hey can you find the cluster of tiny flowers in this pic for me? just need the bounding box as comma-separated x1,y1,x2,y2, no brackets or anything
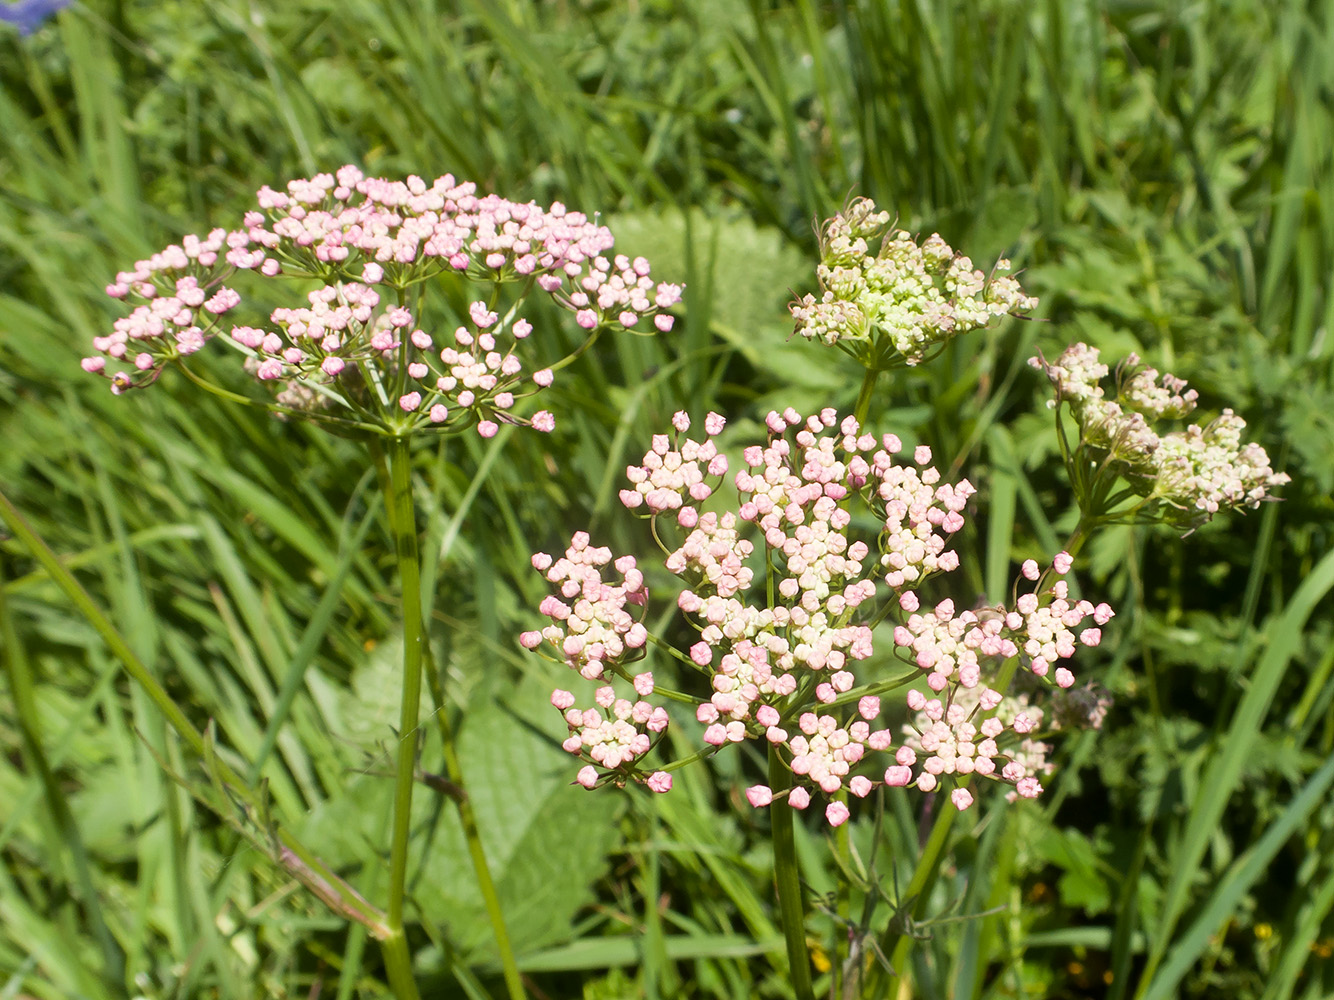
234,287,554,435
82,241,242,392
882,554,1111,806
900,684,1054,805
1004,554,1113,686
85,168,681,415
874,443,974,588
519,532,648,680
742,699,895,828
525,408,990,821
620,410,730,523
551,681,671,793
1032,343,1289,527
523,414,1116,820
790,197,1037,365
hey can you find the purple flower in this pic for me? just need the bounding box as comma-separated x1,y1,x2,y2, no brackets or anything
0,0,71,36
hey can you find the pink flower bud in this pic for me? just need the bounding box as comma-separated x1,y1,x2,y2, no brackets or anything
550,689,575,709
520,632,542,649
788,787,811,810
825,801,851,827
646,772,672,794
1016,777,1043,798
884,765,912,786
399,392,421,412
950,787,974,811
576,766,599,789
849,776,873,798
745,785,773,808
469,301,498,328
1053,551,1074,574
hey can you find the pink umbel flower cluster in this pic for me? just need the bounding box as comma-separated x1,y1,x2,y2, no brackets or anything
884,554,1113,801
82,253,242,393
790,197,1038,367
1032,343,1289,528
84,168,681,437
551,683,671,793
519,532,649,680
900,683,1055,803
522,408,1112,821
519,535,670,792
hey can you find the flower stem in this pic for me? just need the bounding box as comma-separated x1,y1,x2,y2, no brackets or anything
382,436,425,1000
873,654,1022,996
371,439,526,999
854,367,879,426
768,743,816,1000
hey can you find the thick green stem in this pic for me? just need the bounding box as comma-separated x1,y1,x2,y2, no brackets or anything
373,440,526,999
854,367,879,427
768,744,816,1000
382,437,425,1000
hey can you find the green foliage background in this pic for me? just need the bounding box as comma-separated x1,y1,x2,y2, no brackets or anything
1,1,1331,998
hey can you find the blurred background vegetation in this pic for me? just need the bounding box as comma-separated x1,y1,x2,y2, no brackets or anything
1,1,1331,998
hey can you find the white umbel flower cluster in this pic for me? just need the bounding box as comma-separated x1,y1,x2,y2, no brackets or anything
790,197,1038,366
1032,343,1289,528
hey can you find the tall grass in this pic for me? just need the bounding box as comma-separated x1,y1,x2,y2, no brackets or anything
1,1,1330,997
